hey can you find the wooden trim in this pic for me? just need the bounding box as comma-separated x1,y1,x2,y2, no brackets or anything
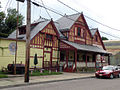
30,56,43,58
60,40,76,50
75,49,77,70
81,13,93,38
95,55,97,69
44,51,51,53
52,57,59,59
50,44,53,68
30,46,43,49
66,50,69,66
85,54,87,68
108,55,110,65
96,29,106,50
0,38,26,42
42,40,45,68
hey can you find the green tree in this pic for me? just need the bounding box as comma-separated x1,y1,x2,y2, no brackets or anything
102,36,108,40
0,8,24,37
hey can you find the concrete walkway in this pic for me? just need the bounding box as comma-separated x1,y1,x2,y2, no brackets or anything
0,72,95,89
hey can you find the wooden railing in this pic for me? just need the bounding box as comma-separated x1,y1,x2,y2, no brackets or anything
44,61,59,70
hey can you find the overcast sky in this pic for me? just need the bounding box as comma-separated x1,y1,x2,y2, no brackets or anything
1,0,120,40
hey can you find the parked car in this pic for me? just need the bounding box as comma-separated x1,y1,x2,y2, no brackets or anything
95,65,120,79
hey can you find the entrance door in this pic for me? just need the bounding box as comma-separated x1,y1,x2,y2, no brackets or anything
43,47,51,68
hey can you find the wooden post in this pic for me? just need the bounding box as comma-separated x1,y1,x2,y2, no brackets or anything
95,55,97,70
14,1,19,75
85,54,87,70
24,0,31,83
75,49,77,71
108,55,110,65
66,50,69,67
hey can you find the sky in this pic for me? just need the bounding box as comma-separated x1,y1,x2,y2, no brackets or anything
0,0,120,40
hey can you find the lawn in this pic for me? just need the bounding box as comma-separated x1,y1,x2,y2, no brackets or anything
0,70,62,78
0,71,8,78
0,74,8,78
30,70,62,76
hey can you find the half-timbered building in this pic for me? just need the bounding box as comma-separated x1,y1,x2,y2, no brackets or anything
0,13,110,72
55,13,110,72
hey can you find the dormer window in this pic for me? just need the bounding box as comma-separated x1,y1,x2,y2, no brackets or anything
19,29,26,35
77,27,81,36
46,34,52,40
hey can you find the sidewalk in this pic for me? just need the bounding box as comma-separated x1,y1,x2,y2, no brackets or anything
0,72,95,89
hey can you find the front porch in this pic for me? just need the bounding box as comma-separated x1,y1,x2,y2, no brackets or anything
60,40,110,72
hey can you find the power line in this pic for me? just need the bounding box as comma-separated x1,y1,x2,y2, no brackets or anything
31,1,120,39
4,0,10,12
99,31,120,39
31,1,77,22
40,0,51,19
57,0,120,32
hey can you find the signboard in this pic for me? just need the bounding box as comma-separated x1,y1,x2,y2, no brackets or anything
9,42,16,55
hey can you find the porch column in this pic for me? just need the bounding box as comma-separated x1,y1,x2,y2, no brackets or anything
75,49,77,69
101,56,103,67
108,55,110,65
66,50,69,66
85,54,87,68
95,55,97,69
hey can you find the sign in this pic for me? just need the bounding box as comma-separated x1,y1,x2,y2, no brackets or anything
9,42,16,55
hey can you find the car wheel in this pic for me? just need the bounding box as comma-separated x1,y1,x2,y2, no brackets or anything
110,74,114,79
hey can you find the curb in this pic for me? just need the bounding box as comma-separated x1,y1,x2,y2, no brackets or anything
0,76,95,89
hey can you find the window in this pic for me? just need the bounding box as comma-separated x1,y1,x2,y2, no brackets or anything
83,31,85,38
19,29,26,35
87,56,89,62
46,34,52,40
82,55,89,62
77,27,81,36
92,55,96,62
82,55,86,62
60,52,65,61
77,54,79,61
95,35,98,42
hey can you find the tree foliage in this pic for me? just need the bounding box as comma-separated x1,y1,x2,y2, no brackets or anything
102,36,108,40
0,8,24,37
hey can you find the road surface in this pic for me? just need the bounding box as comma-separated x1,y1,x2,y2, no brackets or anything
2,78,120,90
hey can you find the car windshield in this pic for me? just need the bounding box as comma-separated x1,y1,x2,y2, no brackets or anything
102,66,114,70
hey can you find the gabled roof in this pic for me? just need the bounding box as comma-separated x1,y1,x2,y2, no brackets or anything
56,13,81,31
24,20,50,40
90,28,106,50
62,40,109,54
8,20,50,40
8,17,63,40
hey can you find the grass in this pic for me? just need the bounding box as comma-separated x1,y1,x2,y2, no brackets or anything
30,70,62,76
0,74,8,78
0,71,8,78
0,70,63,78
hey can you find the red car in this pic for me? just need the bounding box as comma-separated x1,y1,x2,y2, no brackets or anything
95,65,120,79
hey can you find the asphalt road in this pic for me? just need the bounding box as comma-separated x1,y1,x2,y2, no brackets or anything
2,77,120,90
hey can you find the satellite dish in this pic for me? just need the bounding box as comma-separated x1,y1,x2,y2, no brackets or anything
9,42,16,55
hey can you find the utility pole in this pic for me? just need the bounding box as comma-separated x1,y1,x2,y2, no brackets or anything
14,1,19,75
24,0,31,82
